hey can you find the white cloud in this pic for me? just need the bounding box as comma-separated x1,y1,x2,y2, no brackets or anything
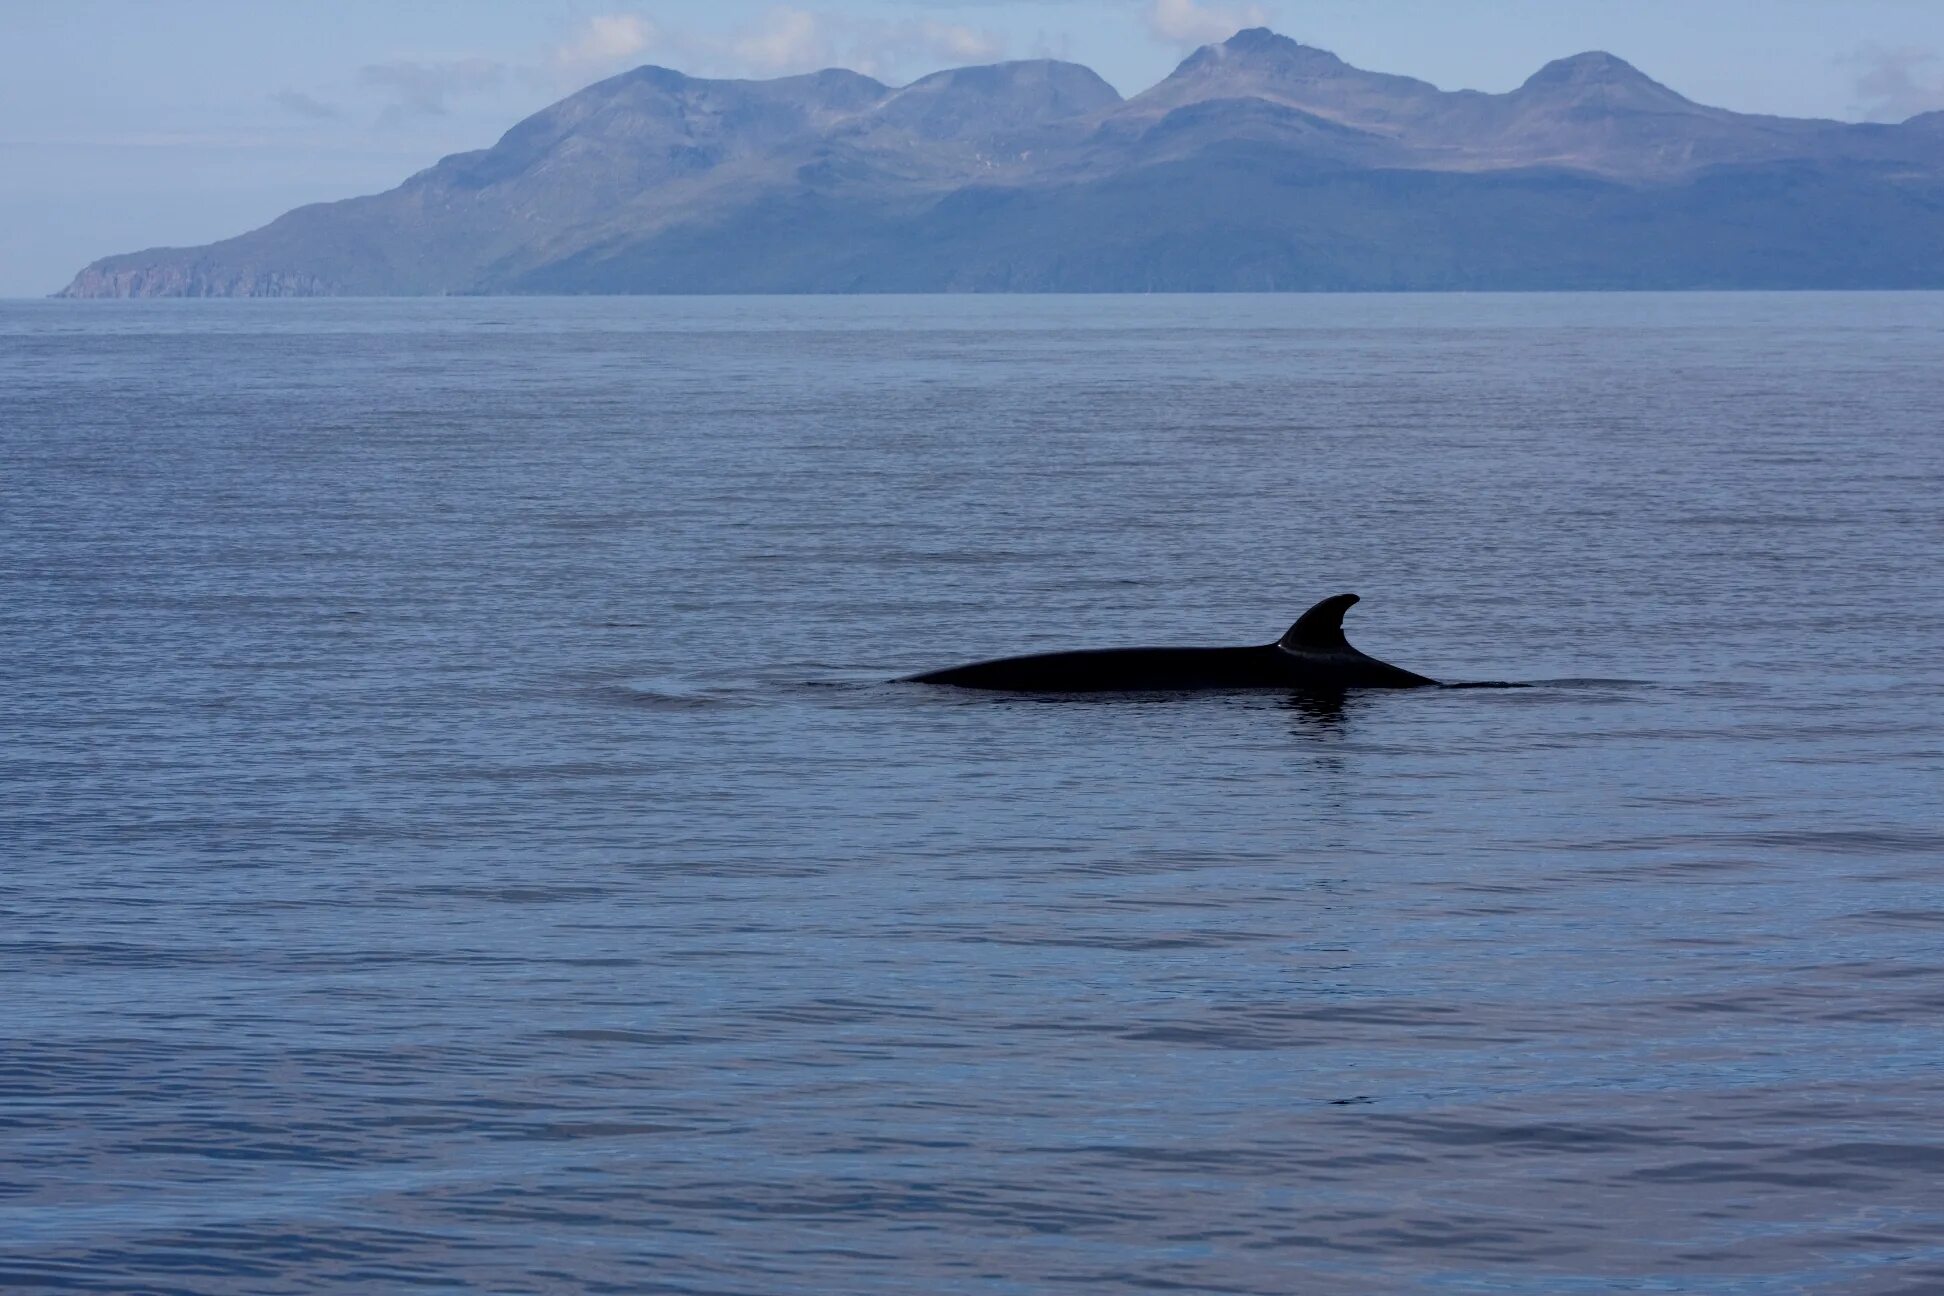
1145,0,1269,51
354,12,659,123
344,5,1007,129
731,8,836,76
1842,45,1944,121
552,14,658,79
720,8,1005,80
918,22,1006,66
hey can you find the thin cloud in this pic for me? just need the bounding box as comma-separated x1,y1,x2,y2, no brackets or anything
1842,45,1944,121
358,57,506,123
1145,0,1270,51
271,89,341,120
1029,29,1077,64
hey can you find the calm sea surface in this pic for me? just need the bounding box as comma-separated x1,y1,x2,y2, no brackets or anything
3,294,1941,1294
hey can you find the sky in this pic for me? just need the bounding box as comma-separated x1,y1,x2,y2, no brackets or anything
5,0,1944,297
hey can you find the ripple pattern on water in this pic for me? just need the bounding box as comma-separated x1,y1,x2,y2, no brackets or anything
2,294,1941,1294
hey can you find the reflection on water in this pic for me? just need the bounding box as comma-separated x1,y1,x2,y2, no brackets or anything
2,294,1942,1295
1280,687,1352,730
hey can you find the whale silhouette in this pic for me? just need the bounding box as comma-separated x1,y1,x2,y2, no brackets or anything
907,594,1439,692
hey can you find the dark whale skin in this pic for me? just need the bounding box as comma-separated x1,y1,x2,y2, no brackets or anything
907,594,1438,693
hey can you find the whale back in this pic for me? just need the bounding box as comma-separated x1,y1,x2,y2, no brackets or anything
1277,593,1360,654
1273,593,1438,687
906,592,1439,690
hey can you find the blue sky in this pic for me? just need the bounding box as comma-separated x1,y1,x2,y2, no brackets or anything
6,0,1944,297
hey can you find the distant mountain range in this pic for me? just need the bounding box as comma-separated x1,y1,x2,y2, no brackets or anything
58,29,1944,296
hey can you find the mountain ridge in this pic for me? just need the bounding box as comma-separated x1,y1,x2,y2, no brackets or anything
58,29,1944,297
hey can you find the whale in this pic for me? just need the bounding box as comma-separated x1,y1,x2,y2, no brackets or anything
907,594,1439,693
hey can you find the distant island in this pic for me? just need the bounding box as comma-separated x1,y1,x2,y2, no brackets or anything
58,28,1944,296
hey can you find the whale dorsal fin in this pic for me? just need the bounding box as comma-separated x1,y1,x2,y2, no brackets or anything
1278,593,1359,653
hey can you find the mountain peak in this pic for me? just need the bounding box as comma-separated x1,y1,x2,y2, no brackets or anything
1175,28,1351,79
898,58,1116,96
616,63,689,89
1224,27,1300,55
870,59,1120,140
1522,51,1671,93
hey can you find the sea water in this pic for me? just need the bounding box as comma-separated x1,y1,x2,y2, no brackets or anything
3,294,1941,1293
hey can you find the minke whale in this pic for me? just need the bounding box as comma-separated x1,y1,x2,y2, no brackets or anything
907,594,1439,693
